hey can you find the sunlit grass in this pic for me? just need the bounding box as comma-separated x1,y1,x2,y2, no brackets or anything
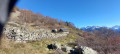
0,31,79,54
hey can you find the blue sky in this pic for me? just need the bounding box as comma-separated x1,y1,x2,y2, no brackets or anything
16,0,120,28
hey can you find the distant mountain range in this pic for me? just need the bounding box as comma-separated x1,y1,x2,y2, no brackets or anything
81,25,120,32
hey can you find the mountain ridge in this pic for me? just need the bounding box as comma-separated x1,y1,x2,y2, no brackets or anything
81,25,120,32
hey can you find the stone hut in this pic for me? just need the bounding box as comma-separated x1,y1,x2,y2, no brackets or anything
59,28,69,32
52,29,58,33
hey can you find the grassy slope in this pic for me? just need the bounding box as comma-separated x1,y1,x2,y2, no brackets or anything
0,7,83,54
0,28,81,54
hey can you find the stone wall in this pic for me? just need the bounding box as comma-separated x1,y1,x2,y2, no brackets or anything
3,22,69,42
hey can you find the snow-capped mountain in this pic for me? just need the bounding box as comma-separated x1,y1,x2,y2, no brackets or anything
81,25,120,32
81,26,101,32
111,25,120,32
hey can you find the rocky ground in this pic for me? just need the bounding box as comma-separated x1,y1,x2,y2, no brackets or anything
3,22,69,43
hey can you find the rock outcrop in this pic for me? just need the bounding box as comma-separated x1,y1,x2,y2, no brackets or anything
47,42,98,54
80,46,98,54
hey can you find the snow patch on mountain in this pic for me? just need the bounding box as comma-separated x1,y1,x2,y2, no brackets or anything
81,25,120,32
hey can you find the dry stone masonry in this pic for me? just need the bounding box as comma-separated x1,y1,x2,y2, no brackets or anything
3,22,69,42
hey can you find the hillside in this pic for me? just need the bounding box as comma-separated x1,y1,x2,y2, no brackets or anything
0,7,120,54
9,7,75,29
1,7,85,54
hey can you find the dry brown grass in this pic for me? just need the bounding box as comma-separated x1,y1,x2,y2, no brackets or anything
0,36,54,54
77,33,120,54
